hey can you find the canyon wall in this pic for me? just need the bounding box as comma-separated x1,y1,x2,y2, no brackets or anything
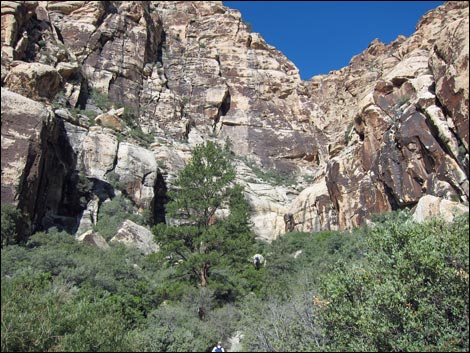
1,1,468,241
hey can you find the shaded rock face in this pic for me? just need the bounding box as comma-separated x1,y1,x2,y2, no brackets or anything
1,88,81,239
1,1,468,241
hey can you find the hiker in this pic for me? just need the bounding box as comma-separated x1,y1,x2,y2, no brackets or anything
197,306,205,320
252,254,264,270
284,213,295,232
211,341,225,352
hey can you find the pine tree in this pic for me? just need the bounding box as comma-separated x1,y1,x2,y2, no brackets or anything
153,141,256,291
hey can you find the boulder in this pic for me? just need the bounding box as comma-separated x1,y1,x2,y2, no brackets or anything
4,62,62,100
94,113,123,132
76,229,109,250
411,195,468,223
114,142,158,209
81,128,119,179
110,220,159,255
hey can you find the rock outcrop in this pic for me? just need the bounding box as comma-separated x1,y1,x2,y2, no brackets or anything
76,229,109,250
1,87,78,238
1,1,468,242
4,62,62,100
411,194,468,223
306,1,469,230
1,88,47,207
110,219,159,255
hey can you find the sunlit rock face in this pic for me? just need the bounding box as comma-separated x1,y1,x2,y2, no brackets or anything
111,220,159,255
411,195,468,224
1,1,468,241
307,1,469,230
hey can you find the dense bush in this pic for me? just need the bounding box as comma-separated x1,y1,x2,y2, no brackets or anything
1,272,132,352
318,211,469,352
238,228,365,351
236,211,469,352
239,278,324,352
1,204,21,247
94,195,145,240
1,228,157,352
258,229,364,299
128,291,239,352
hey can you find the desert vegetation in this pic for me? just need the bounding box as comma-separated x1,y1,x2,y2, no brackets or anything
1,142,468,352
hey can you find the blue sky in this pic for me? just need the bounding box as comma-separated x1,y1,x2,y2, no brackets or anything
223,1,444,80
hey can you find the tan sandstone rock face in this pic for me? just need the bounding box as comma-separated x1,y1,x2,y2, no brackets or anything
4,62,62,100
0,1,468,241
1,87,77,238
288,181,338,234
81,128,119,179
48,1,322,174
1,88,47,205
114,142,159,210
110,219,159,255
76,229,109,250
1,1,38,60
429,8,469,151
308,1,469,230
412,194,469,224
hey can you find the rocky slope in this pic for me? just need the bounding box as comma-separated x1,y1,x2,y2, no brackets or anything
1,1,468,242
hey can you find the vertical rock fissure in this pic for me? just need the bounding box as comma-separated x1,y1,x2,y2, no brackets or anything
213,89,231,133
152,172,168,225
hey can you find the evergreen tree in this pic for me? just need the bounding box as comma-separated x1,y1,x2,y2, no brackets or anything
153,141,256,293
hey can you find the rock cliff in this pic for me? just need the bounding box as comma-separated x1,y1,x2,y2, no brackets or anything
1,1,468,242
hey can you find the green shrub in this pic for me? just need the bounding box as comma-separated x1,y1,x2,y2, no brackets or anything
128,295,238,352
1,227,159,351
154,141,257,296
1,273,132,352
2,199,467,352
106,171,126,192
261,230,363,299
121,106,138,128
129,127,154,147
95,196,144,240
237,228,365,351
90,89,113,111
319,213,469,352
76,173,93,208
239,287,324,352
1,272,64,352
1,204,21,247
